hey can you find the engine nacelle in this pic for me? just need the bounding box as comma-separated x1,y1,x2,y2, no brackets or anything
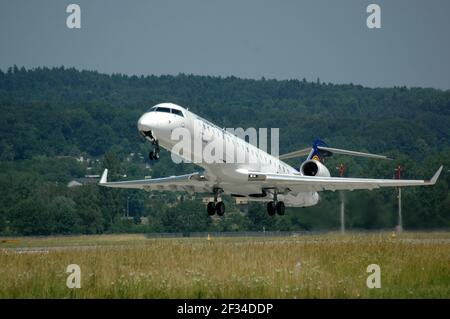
300,160,331,177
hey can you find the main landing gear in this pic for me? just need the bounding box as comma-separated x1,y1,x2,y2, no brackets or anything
267,189,285,216
207,188,225,216
267,201,285,216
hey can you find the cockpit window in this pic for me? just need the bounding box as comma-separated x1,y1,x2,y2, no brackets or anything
155,107,171,113
147,106,184,117
171,109,184,117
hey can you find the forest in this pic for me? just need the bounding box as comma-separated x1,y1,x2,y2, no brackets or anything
0,66,449,235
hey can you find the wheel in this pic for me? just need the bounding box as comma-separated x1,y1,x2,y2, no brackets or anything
276,201,285,216
149,150,159,161
215,201,225,216
267,201,276,216
207,202,216,216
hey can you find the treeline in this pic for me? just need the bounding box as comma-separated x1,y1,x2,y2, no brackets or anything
0,66,449,235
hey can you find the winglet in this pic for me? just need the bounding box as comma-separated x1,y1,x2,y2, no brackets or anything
99,169,108,184
428,165,443,185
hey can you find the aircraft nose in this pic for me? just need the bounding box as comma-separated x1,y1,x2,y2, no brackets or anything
137,112,155,131
137,112,161,137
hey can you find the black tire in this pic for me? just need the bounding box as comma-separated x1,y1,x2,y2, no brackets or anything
149,151,154,160
207,202,216,216
215,201,225,216
267,201,276,216
276,201,285,216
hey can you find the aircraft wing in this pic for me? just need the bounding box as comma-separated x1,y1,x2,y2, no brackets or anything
98,169,210,193
248,166,443,192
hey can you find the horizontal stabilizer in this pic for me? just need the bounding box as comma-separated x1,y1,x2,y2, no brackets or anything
279,148,311,160
279,139,391,161
316,146,392,160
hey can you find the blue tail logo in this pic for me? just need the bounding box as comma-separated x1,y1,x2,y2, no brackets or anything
307,139,332,162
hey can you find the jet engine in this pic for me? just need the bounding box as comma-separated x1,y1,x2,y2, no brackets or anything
300,160,331,177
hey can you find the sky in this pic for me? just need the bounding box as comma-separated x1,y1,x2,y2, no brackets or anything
1,0,450,89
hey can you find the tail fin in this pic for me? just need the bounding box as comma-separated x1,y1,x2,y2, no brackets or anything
307,139,332,162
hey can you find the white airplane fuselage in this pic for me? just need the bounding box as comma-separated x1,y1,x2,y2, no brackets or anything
137,103,319,207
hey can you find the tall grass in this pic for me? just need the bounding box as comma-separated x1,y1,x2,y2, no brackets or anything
0,233,449,298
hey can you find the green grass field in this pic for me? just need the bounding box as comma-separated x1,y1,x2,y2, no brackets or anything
0,232,449,298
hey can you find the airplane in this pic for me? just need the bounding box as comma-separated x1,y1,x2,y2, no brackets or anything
99,102,443,217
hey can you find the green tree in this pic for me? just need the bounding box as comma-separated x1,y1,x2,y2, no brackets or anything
11,197,53,235
48,196,80,234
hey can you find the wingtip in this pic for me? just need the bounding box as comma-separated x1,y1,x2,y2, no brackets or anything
99,169,108,184
429,165,443,185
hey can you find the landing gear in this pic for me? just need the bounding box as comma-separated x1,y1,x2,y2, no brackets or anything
206,201,226,216
148,139,160,161
149,149,160,160
275,201,285,215
215,201,225,216
267,201,285,216
206,188,225,216
267,201,276,216
266,189,285,216
207,202,216,216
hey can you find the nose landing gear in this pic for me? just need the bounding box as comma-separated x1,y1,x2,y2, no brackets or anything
141,130,160,161
148,139,160,161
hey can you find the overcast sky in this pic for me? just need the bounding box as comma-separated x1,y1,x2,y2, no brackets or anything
1,0,450,89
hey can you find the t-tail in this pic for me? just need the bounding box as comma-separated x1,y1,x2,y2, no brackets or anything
306,139,332,162
279,138,392,163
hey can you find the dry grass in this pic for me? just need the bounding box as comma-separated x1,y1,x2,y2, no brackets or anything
0,232,449,298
